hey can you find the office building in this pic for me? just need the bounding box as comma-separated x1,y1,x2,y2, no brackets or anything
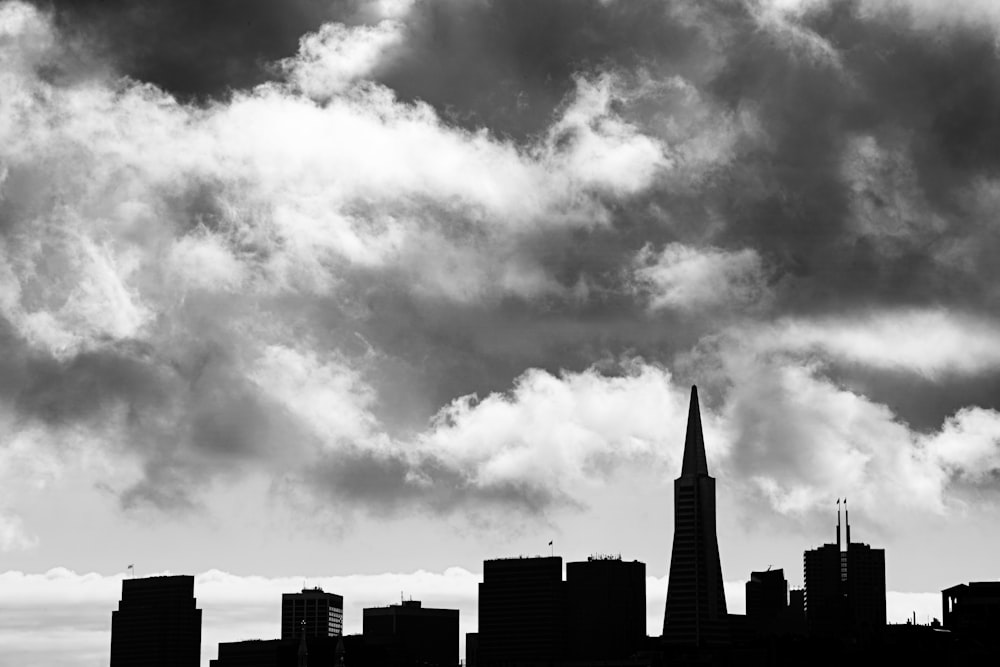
566,556,646,660
803,502,885,638
846,541,886,633
363,600,459,666
663,385,729,646
110,574,202,667
478,556,564,666
746,568,788,633
281,587,344,639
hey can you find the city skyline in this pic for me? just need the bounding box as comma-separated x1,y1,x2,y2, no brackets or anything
1,0,999,664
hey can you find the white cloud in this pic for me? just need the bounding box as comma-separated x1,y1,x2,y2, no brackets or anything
543,74,669,196
714,346,1000,518
419,361,714,498
634,243,769,312
281,21,406,100
752,310,1000,378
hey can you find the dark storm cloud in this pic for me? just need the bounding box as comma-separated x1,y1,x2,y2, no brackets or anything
36,0,356,97
378,0,717,139
704,1,1000,312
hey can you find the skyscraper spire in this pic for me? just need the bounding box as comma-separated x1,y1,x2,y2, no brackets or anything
681,385,710,476
663,385,729,647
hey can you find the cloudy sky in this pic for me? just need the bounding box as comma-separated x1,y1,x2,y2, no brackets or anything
2,0,1000,663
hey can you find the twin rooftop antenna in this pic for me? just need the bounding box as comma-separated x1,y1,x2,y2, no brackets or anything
836,497,851,550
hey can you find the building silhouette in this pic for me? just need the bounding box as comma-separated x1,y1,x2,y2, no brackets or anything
746,568,788,633
210,637,343,667
363,600,459,666
478,556,564,666
465,632,479,667
110,574,202,667
942,582,1000,638
662,385,729,647
803,502,885,638
282,587,344,639
566,556,646,660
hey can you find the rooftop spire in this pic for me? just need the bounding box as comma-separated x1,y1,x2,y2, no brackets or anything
681,385,710,476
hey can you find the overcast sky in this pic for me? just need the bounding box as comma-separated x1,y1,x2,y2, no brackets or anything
2,0,1000,664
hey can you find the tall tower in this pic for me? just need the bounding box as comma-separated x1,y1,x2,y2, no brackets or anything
663,386,729,646
803,502,885,638
110,575,202,667
478,556,564,666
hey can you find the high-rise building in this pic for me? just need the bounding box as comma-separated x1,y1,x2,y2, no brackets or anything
746,568,788,631
803,503,885,638
663,385,729,646
110,575,202,667
363,600,459,666
846,541,886,633
281,587,344,640
566,556,646,660
478,556,564,666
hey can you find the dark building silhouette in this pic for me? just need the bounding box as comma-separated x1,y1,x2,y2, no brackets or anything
788,588,804,619
566,556,646,660
662,385,729,647
210,637,343,667
110,574,202,667
478,556,564,666
363,600,459,666
746,568,788,633
282,587,344,639
465,632,478,667
942,582,1000,637
803,502,885,638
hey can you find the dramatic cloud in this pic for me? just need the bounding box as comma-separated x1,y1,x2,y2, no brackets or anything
0,0,996,543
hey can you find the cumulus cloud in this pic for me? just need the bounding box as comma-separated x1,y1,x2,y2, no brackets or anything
633,243,769,312
713,348,1000,518
280,20,406,100
745,310,1000,378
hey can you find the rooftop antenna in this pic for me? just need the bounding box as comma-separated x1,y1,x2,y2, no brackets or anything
836,498,841,551
127,564,135,579
845,497,851,546
549,540,554,557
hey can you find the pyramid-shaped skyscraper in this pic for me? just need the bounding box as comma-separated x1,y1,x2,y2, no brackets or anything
662,386,729,646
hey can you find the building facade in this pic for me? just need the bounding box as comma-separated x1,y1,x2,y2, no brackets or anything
566,556,646,660
281,587,344,640
110,575,202,667
662,386,729,647
478,556,565,666
362,600,459,667
746,568,788,633
803,505,885,638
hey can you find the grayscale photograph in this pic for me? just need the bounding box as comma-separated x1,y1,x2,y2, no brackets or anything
0,0,998,665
